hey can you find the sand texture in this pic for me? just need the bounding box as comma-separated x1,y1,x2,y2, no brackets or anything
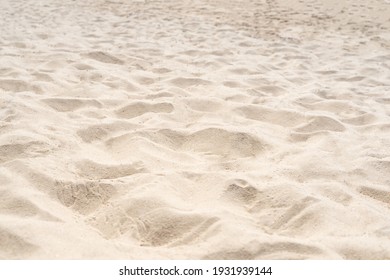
0,0,390,259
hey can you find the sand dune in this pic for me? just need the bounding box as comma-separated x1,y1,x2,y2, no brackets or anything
0,0,389,259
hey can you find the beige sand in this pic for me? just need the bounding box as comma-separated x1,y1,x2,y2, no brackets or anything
0,0,389,259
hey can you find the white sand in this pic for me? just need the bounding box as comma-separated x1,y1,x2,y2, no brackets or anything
0,0,389,259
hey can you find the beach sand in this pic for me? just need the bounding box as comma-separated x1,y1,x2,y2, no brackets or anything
0,0,389,259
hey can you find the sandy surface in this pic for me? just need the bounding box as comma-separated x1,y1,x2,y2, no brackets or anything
0,0,390,259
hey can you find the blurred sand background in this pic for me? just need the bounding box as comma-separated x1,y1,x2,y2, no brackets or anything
0,0,390,259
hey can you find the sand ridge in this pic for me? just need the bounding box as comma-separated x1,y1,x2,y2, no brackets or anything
0,0,389,259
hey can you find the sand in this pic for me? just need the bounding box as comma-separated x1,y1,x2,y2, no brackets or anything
0,0,389,259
